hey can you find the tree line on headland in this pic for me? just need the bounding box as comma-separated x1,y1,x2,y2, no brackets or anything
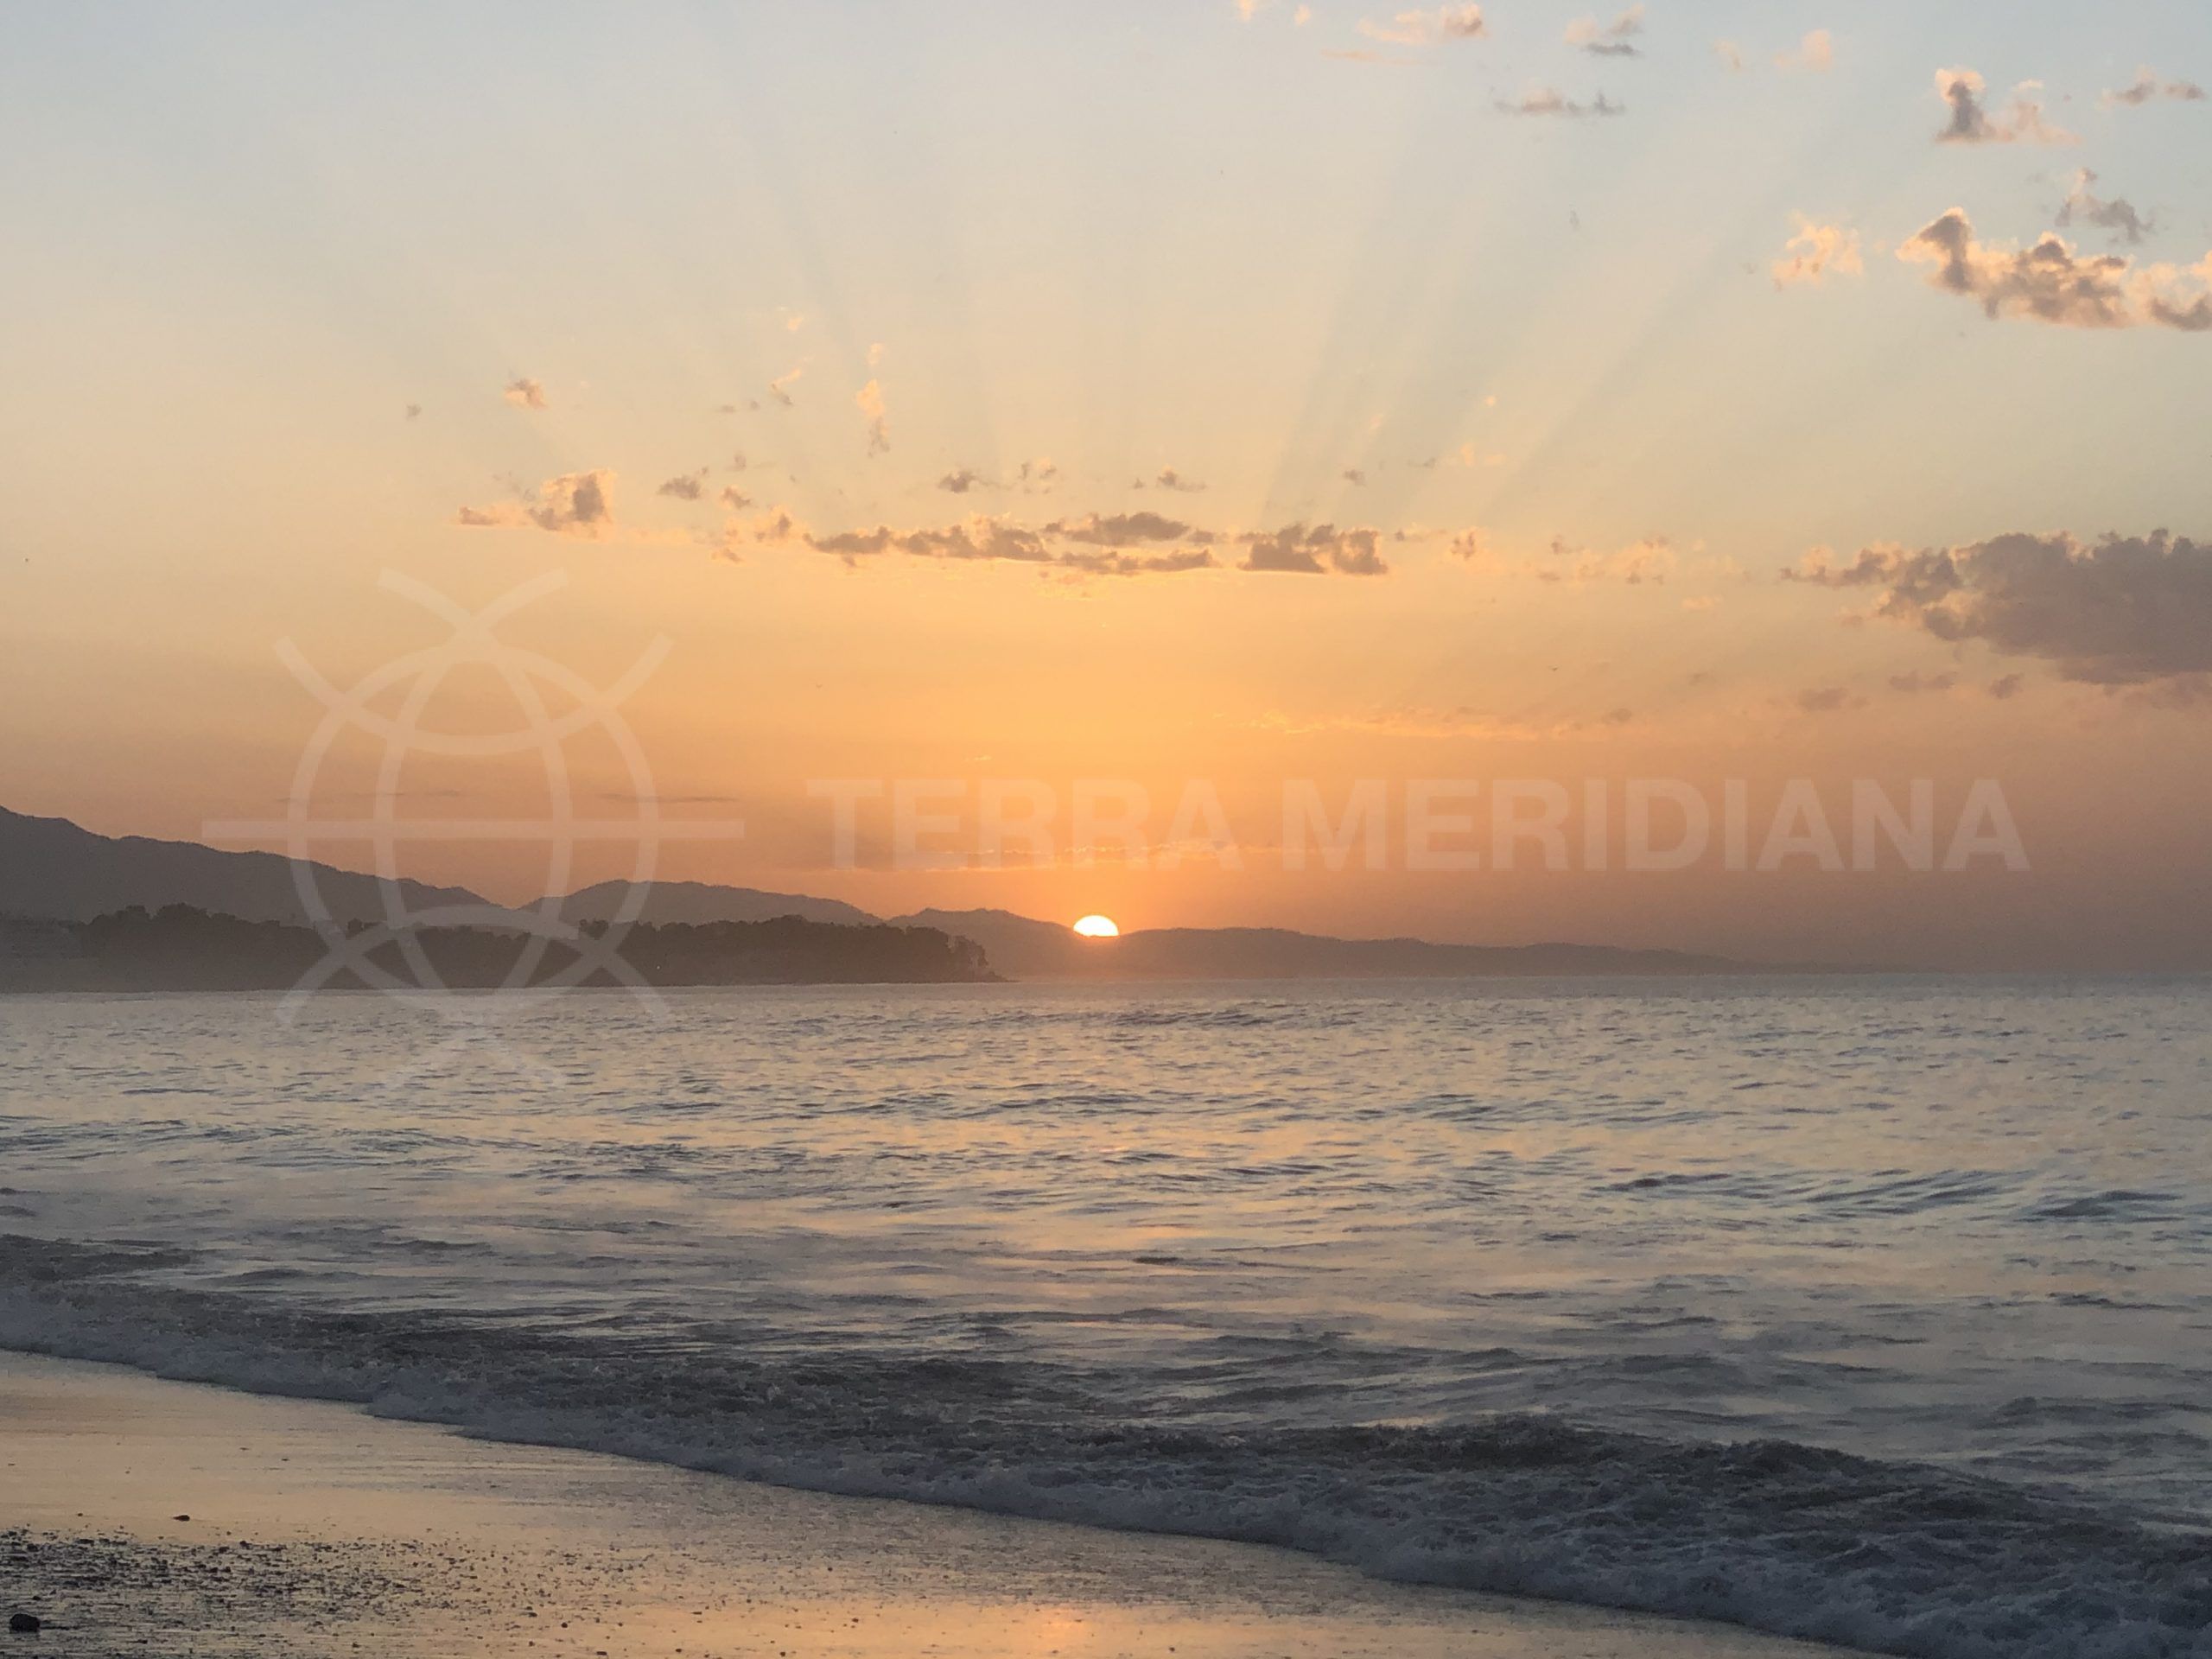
0,905,998,992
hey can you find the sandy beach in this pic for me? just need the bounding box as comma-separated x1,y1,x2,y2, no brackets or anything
0,1351,1847,1659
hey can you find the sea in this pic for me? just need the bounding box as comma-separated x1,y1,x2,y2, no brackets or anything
2,977,2208,1658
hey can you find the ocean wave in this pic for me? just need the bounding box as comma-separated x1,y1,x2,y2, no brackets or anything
1,1234,2205,1659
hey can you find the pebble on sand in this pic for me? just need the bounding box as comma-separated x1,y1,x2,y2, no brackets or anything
8,1612,39,1633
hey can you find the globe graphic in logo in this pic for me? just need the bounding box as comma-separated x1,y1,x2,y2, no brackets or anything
248,569,730,1043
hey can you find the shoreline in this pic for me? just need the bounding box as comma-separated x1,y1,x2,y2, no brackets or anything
0,1349,1843,1659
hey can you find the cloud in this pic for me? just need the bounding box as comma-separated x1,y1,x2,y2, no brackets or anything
454,470,616,538
727,506,1227,578
2103,67,2206,109
1566,4,1643,57
867,341,886,367
1058,548,1219,577
719,486,752,511
404,403,422,422
1152,467,1205,492
1772,216,1864,287
656,472,708,500
1537,534,1678,586
1358,4,1485,45
1017,458,1059,489
2056,169,2153,245
1777,29,1833,72
1238,523,1388,575
1899,209,2212,329
855,378,888,454
768,365,805,406
1888,670,1960,695
938,467,987,493
1988,673,2025,701
1933,68,2075,144
1714,40,1745,73
502,377,550,410
1497,89,1625,118
1786,531,2212,685
1342,467,1368,486
1796,685,1863,714
1048,511,1208,546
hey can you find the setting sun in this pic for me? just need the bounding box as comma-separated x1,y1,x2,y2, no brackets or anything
1071,914,1120,939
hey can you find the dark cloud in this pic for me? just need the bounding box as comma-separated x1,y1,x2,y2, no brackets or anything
1152,467,1205,492
657,472,706,500
1497,89,1626,118
1888,670,1960,695
1933,68,2073,144
1238,524,1389,576
2103,67,2206,109
1788,531,2212,685
1047,511,1206,547
404,403,422,422
727,508,1390,578
938,467,988,494
454,470,615,537
2056,170,2153,245
1898,209,2212,330
1566,4,1643,57
1988,673,2026,701
1796,685,1863,715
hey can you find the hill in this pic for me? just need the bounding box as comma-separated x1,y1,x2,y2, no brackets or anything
890,909,1746,980
0,806,490,928
0,905,996,992
555,878,878,928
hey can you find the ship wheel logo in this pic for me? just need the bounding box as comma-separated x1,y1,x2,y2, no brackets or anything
204,570,744,1072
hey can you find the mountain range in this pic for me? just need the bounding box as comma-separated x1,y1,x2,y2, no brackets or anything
1,805,1770,980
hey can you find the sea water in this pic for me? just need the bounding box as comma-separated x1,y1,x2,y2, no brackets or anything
2,978,2208,1657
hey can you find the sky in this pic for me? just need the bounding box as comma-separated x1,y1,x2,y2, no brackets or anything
5,2,2212,970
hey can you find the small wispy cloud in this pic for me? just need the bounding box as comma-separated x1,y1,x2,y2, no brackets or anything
1772,216,1864,287
1934,68,2075,145
2057,170,2154,245
656,471,708,500
768,365,805,407
502,377,550,410
2102,67,2206,109
1357,3,1484,46
1497,88,1625,118
855,378,888,454
1776,29,1833,72
455,470,615,537
1565,4,1643,58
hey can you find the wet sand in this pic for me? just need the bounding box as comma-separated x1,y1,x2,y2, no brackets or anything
0,1351,1844,1659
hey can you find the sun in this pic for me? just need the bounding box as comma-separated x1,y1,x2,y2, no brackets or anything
1071,913,1120,938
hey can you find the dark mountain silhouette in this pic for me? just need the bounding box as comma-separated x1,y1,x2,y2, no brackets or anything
0,905,995,992
555,878,878,928
890,908,1751,980
3,806,1785,984
0,805,491,927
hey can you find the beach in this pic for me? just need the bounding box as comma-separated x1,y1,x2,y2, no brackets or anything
0,1351,1845,1659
